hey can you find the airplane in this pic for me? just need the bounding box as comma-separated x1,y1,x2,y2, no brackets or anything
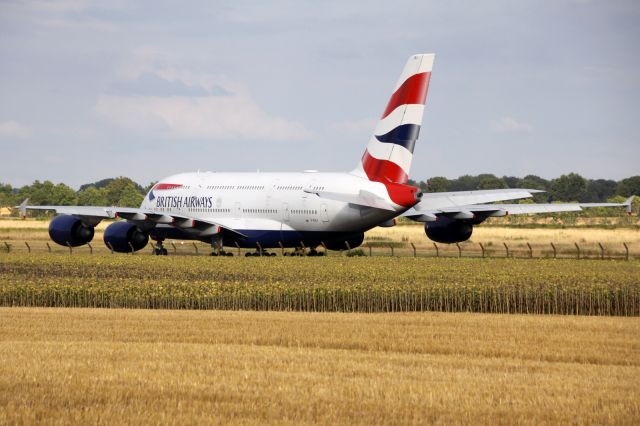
19,53,634,256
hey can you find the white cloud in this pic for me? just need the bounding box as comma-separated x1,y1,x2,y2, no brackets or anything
0,121,33,139
95,86,311,141
329,118,377,139
490,116,533,134
96,53,312,141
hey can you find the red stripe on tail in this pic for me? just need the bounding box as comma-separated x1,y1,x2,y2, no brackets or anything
381,72,431,119
362,150,408,184
362,151,418,207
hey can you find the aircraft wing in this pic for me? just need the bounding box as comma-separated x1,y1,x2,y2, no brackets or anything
402,195,634,222
17,202,247,238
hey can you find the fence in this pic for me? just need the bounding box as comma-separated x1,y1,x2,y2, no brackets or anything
0,239,636,260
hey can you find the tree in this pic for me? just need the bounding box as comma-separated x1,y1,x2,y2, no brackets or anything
549,173,587,202
502,176,522,189
584,179,617,202
449,175,479,191
616,176,640,197
77,187,108,206
117,185,144,207
78,178,114,192
103,177,145,207
426,177,450,193
19,181,77,205
477,175,507,190
0,183,16,207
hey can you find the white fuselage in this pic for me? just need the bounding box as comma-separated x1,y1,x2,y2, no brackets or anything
140,171,406,248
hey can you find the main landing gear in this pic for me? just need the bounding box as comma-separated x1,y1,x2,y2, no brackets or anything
245,249,276,257
210,235,233,256
153,240,168,256
283,247,325,256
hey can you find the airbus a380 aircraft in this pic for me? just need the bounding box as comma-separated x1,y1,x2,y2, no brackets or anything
21,54,633,255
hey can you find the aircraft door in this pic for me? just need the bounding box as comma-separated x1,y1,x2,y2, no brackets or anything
234,202,242,219
321,203,329,222
282,202,290,222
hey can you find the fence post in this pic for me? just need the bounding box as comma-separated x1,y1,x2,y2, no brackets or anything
66,242,73,255
550,242,557,259
257,242,263,256
87,242,93,255
574,242,580,260
106,241,114,254
503,242,509,258
345,241,351,256
128,242,135,255
150,242,156,254
24,242,31,254
235,241,241,256
46,242,51,253
410,242,416,258
192,242,199,255
623,242,629,261
389,244,394,257
279,241,285,256
170,242,177,253
598,242,604,260
366,243,372,257
433,242,439,258
526,242,533,259
456,243,462,258
479,242,485,258
4,242,10,253
321,242,328,256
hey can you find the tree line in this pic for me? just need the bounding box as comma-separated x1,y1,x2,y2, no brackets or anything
408,173,639,204
0,174,638,213
0,177,152,212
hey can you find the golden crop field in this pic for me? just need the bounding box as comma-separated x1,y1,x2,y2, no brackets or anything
0,308,638,424
1,254,638,315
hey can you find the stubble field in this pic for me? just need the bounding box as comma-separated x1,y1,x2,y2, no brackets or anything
1,219,639,423
0,308,638,424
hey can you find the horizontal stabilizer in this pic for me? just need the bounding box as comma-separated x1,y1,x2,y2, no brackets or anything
305,189,396,211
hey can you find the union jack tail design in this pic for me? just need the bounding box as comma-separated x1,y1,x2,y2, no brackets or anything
354,54,434,184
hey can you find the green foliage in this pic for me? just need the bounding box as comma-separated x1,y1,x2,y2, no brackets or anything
77,187,108,206
0,183,17,208
549,173,587,202
426,176,450,193
616,176,640,197
19,181,77,206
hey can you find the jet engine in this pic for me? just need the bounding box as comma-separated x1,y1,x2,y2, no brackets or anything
324,233,365,251
103,221,149,253
48,215,95,247
424,217,473,244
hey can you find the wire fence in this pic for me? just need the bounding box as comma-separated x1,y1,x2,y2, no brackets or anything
0,239,636,260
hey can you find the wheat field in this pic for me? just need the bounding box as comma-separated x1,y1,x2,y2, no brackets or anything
0,308,638,424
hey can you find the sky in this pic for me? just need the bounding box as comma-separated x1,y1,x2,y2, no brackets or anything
1,0,638,189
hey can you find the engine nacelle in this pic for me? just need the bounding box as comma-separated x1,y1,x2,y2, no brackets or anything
103,221,149,253
49,215,95,247
425,217,473,244
325,233,365,251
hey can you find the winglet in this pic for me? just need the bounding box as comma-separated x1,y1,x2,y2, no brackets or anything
624,196,634,215
18,198,29,219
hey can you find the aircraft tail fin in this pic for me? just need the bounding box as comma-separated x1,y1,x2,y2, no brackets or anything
353,53,435,184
